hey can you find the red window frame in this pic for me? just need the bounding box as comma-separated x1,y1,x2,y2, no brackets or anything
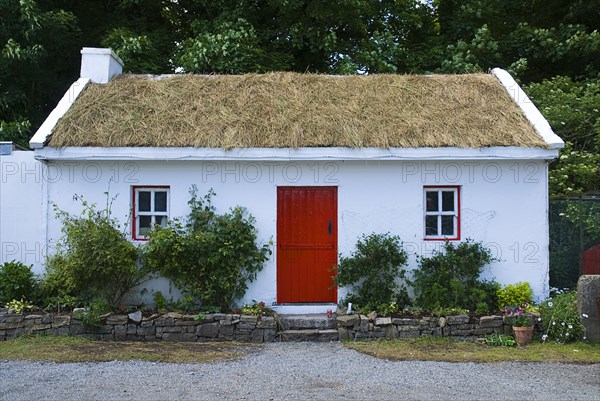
423,185,461,241
131,185,170,241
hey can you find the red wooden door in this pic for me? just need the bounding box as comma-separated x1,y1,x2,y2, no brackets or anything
277,186,337,303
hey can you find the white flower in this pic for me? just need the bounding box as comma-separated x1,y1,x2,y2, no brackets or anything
561,322,565,326
582,313,589,318
552,322,556,326
566,332,570,336
583,336,587,340
568,325,573,329
541,334,548,341
538,317,542,321
548,302,553,307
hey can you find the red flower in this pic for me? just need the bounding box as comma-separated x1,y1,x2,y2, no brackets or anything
258,302,266,308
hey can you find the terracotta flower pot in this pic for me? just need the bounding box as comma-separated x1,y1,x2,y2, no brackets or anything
513,325,534,346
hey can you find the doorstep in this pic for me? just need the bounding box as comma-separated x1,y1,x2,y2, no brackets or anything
271,303,337,315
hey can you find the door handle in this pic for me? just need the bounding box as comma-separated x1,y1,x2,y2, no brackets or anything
328,220,332,235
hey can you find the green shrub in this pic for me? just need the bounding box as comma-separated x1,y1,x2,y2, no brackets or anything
497,282,534,310
153,291,168,311
42,195,151,307
144,187,271,311
539,291,585,343
73,301,111,328
334,233,410,309
0,261,38,304
410,240,499,313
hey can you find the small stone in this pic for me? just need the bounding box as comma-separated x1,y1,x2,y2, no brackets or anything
106,315,129,325
392,318,420,325
397,325,420,331
212,313,227,321
446,314,470,325
165,312,183,319
219,318,240,326
141,313,159,322
374,317,392,326
197,322,219,338
336,314,359,327
337,327,350,341
257,317,276,329
114,325,127,340
438,317,447,327
128,311,143,323
479,315,503,328
367,311,377,321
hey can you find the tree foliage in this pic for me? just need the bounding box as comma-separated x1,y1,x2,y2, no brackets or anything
0,0,79,147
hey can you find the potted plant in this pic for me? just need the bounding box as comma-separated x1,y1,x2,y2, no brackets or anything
504,302,535,346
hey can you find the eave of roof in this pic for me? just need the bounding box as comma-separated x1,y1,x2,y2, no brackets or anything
33,145,559,161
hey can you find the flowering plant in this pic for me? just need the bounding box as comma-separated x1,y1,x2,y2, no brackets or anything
503,302,535,327
239,300,268,315
538,291,585,343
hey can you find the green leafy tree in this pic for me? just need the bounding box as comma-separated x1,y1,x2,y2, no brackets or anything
331,0,441,74
0,0,79,147
435,0,600,82
525,77,599,197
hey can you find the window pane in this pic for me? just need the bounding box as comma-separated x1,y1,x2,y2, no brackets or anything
442,191,455,211
139,215,151,236
155,215,168,227
441,215,454,235
155,191,167,212
425,215,438,236
138,191,151,212
425,191,439,212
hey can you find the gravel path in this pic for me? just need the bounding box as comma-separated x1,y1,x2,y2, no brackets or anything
1,342,598,401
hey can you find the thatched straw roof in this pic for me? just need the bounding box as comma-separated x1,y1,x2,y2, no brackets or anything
48,72,547,149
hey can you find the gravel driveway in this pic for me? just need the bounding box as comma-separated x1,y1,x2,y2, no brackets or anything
1,342,598,401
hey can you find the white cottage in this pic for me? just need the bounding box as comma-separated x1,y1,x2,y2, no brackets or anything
28,48,563,313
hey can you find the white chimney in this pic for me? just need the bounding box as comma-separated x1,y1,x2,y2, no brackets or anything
80,47,123,84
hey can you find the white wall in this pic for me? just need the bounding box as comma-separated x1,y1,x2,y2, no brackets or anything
41,158,551,305
0,151,45,273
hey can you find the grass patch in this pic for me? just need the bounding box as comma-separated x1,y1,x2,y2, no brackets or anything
344,337,600,364
0,335,259,363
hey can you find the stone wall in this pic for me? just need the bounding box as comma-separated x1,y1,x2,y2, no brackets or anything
336,314,512,340
577,275,600,344
1,308,526,343
0,309,277,343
